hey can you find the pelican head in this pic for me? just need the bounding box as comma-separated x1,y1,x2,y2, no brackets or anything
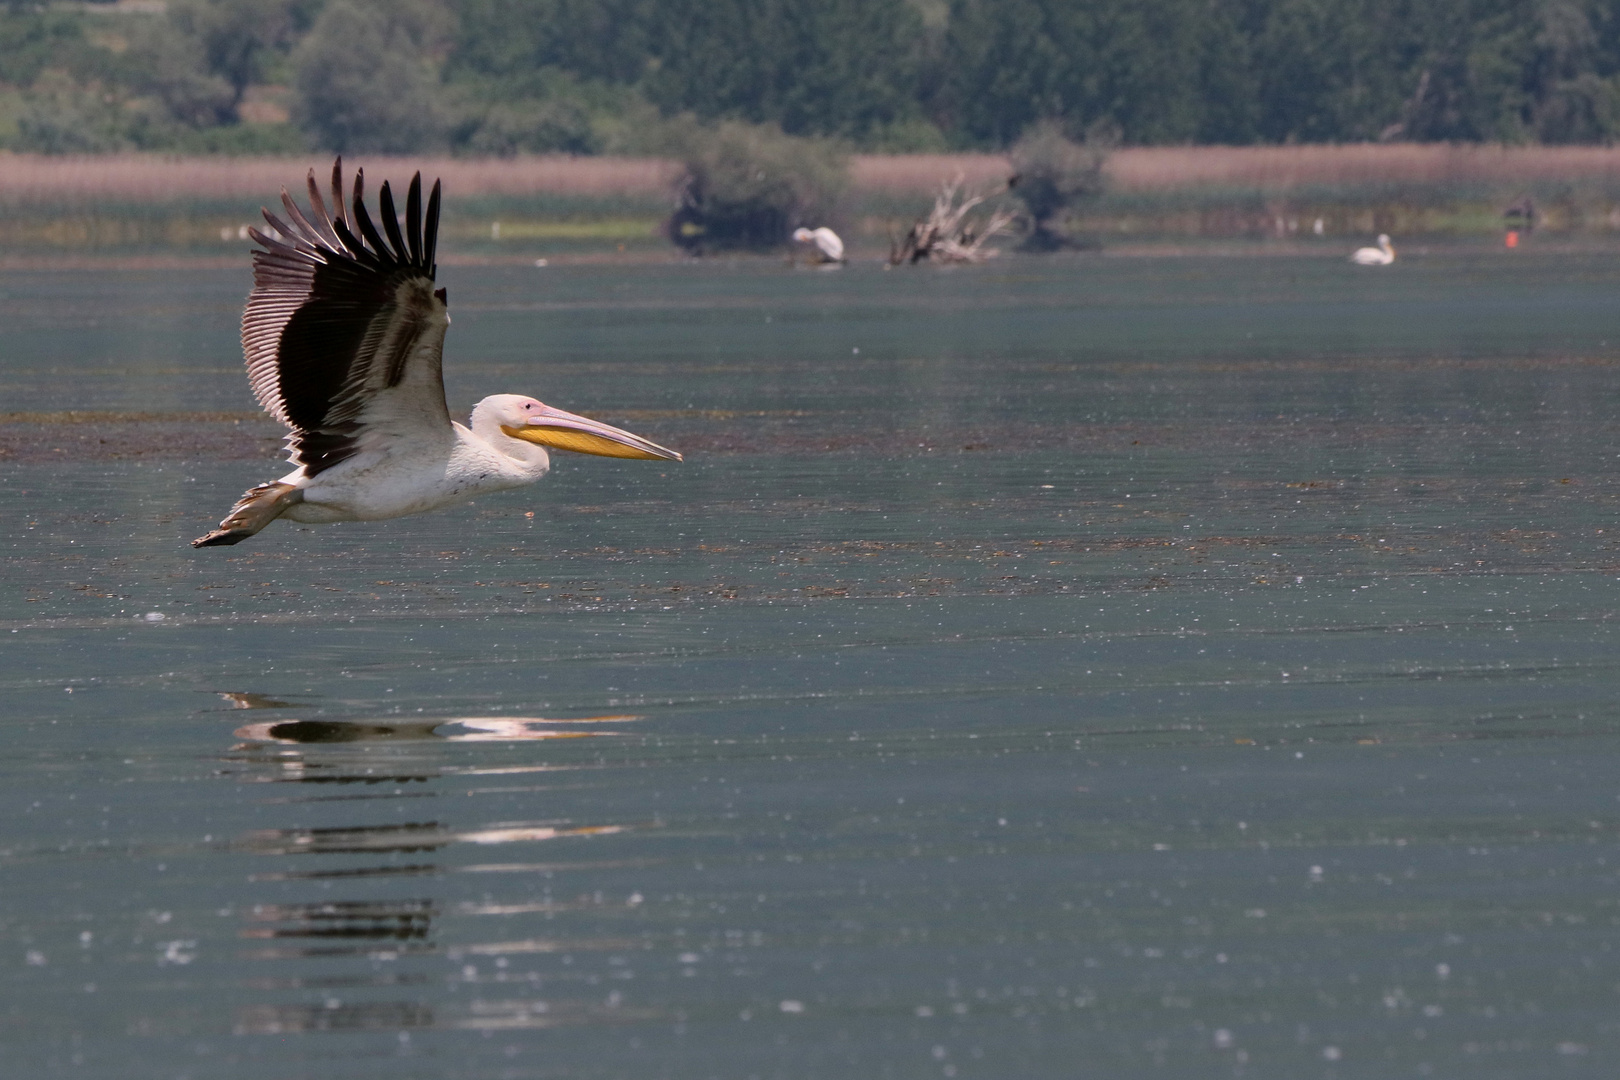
475,394,681,461
1378,233,1392,247
793,227,814,243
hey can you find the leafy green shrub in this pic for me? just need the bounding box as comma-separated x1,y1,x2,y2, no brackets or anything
456,96,596,155
1007,120,1111,251
445,68,660,156
291,0,452,153
166,0,316,121
13,74,131,153
663,118,847,253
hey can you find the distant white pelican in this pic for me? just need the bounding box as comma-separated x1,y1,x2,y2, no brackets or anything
1350,234,1395,265
792,226,845,263
194,160,680,548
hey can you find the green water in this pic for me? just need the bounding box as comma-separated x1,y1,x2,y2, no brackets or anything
3,252,1619,1078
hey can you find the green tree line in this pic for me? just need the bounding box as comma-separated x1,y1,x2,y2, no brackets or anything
5,0,1620,153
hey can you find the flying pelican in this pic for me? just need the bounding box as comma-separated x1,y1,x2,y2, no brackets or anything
792,226,845,264
1349,234,1395,265
193,160,680,548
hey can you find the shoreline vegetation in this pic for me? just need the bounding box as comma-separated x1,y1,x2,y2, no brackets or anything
8,145,1620,260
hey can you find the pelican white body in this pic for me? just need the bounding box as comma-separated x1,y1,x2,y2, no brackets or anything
1350,234,1395,265
278,407,552,523
793,226,846,263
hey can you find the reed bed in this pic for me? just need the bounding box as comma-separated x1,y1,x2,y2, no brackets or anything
0,153,682,205
849,144,1620,209
9,145,1614,204
0,152,1007,206
8,146,1620,254
1107,144,1620,192
847,154,1011,193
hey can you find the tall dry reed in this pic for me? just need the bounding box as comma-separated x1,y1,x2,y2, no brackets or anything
848,154,1011,193
0,153,682,204
6,146,1620,205
1105,144,1620,192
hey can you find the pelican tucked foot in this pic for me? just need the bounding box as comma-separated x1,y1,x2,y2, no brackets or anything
193,481,305,547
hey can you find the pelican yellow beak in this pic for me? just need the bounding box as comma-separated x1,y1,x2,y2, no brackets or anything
502,404,681,461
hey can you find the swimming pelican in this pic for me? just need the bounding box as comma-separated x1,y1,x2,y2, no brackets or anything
792,226,845,263
1349,234,1395,265
193,160,680,548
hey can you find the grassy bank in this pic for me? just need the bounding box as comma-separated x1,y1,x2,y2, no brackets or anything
5,146,1620,258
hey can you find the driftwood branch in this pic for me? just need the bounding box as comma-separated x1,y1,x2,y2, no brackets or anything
888,174,1015,265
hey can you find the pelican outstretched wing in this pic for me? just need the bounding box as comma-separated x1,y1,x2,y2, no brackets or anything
243,159,449,475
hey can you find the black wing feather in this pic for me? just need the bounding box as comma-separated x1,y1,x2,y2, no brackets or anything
378,180,409,262
330,158,349,234
423,180,441,273
404,174,422,265
240,159,447,477
351,170,393,261
332,219,380,266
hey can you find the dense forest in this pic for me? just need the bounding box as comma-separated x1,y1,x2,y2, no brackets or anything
7,0,1620,154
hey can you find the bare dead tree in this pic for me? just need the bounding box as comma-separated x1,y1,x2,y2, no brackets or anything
888,174,1017,266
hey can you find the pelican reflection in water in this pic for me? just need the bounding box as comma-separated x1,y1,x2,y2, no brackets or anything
222,705,645,1039
232,714,640,745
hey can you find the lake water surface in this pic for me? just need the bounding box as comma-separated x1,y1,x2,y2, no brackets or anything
3,250,1619,1078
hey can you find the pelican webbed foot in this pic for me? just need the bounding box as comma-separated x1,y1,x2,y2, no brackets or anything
192,481,303,548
